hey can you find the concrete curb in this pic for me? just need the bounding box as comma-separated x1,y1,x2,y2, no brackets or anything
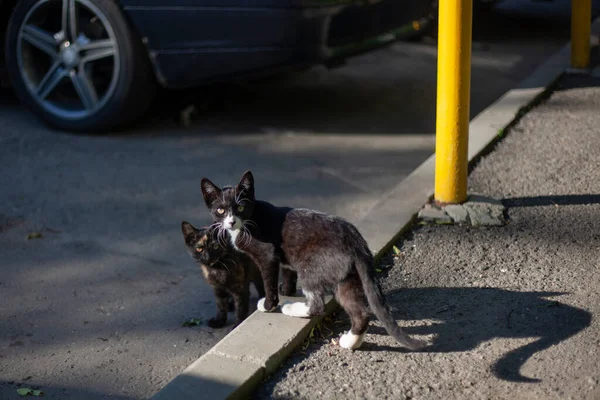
151,20,600,400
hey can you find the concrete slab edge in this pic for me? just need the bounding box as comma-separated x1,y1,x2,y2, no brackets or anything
151,21,600,400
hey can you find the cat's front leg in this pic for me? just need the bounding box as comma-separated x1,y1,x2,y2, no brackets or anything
239,238,279,312
208,288,229,328
256,257,280,312
232,287,250,327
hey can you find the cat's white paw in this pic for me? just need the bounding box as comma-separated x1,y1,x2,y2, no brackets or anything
281,302,310,318
339,331,366,350
257,298,277,312
257,298,267,312
280,301,292,315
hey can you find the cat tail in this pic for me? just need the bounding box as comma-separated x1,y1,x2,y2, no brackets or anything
354,252,429,351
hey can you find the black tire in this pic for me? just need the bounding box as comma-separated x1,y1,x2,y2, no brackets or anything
5,0,156,132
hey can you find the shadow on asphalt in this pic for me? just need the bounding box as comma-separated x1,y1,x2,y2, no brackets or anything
148,374,238,400
365,287,592,383
554,74,600,91
503,194,600,207
0,381,138,400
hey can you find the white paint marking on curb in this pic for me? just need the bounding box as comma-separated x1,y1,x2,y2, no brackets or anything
151,19,600,400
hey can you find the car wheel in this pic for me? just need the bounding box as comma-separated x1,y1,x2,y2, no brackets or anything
5,0,155,132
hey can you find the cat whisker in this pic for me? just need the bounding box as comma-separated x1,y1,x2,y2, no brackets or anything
243,220,260,235
224,258,238,269
217,225,229,248
217,260,231,275
241,226,253,247
234,189,250,205
237,227,247,248
209,222,222,236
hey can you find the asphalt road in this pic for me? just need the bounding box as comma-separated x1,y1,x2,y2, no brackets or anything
0,1,592,399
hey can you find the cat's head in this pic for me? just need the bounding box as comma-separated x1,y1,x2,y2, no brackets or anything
200,170,255,232
181,221,228,265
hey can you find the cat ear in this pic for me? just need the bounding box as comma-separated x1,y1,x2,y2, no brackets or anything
237,170,254,195
181,221,197,237
201,177,222,207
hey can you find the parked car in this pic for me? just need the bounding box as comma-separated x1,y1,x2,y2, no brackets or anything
0,0,436,132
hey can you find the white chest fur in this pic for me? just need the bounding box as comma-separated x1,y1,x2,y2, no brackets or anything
228,229,240,250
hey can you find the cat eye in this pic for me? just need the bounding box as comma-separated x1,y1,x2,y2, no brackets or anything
216,208,225,215
213,243,219,249
237,205,245,212
195,246,203,253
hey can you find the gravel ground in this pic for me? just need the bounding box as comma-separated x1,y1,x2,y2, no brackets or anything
253,75,600,400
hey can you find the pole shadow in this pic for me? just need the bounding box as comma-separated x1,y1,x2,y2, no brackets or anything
502,194,600,208
370,287,593,383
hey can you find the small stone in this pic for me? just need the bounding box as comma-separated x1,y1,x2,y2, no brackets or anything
444,204,469,223
462,195,506,227
588,377,597,385
418,204,452,223
467,209,505,227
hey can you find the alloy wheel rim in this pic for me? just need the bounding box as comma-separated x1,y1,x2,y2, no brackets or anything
17,0,120,120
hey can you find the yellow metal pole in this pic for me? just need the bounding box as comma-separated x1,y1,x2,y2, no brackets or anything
434,0,473,205
571,0,592,70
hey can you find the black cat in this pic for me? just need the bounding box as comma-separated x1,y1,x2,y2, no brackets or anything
181,221,265,328
199,171,429,350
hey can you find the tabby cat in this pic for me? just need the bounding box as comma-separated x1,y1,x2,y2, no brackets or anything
181,221,265,328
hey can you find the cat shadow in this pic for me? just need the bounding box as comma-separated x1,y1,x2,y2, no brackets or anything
358,287,591,383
